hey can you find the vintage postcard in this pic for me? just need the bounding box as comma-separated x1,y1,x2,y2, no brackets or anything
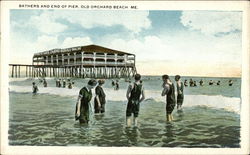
1,0,249,155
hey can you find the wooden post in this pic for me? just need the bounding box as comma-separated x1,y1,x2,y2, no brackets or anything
63,67,65,77
29,66,31,77
37,68,39,77
11,65,14,77
43,67,45,77
18,65,21,77
32,66,33,77
49,67,51,77
83,67,85,78
74,66,77,77
90,68,92,78
71,67,73,77
15,66,17,78
53,67,55,77
26,66,28,77
58,67,59,77
62,67,64,77
79,66,82,78
27,66,29,77
66,67,68,77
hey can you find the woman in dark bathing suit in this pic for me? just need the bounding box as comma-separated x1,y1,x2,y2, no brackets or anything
75,79,97,124
94,79,106,113
162,75,176,122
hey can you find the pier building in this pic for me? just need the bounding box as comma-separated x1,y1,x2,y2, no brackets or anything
10,44,137,78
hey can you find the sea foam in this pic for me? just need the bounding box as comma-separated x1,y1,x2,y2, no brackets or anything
9,85,241,114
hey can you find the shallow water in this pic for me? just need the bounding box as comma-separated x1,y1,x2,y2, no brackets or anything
9,76,241,97
9,88,240,147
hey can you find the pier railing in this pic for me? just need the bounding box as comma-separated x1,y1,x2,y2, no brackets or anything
32,61,134,66
9,63,137,78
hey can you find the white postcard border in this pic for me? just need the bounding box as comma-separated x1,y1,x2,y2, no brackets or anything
1,1,249,155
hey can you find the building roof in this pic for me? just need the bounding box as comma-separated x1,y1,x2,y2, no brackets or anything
34,44,134,57
82,45,133,55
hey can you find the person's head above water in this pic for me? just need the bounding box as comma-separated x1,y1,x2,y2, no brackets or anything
162,74,169,81
98,79,105,85
175,75,181,81
134,74,141,81
87,79,97,89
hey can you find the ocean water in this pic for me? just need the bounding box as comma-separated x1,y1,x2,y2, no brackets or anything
8,76,241,147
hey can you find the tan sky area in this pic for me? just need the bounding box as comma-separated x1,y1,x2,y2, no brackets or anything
137,61,241,77
9,57,241,78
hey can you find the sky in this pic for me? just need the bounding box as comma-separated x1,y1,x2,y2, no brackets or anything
10,10,242,77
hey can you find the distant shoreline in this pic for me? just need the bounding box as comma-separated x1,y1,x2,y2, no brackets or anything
8,76,241,79
139,74,241,78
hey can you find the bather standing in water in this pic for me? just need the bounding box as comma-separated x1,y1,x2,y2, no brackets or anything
175,75,184,111
193,81,197,87
217,81,221,85
58,79,62,88
32,82,39,94
94,79,106,113
63,79,66,88
75,79,97,124
56,79,59,87
126,74,145,127
199,79,204,86
115,80,119,90
229,80,233,86
189,79,194,87
184,80,188,87
68,82,72,89
162,75,176,122
209,80,214,85
43,79,47,87
111,80,115,87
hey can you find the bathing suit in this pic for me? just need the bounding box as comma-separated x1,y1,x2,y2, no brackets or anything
33,85,38,94
126,83,143,117
94,85,106,113
177,82,184,106
166,83,176,114
75,87,92,123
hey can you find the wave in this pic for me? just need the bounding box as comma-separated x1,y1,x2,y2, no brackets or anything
9,77,31,82
9,85,241,114
9,77,56,82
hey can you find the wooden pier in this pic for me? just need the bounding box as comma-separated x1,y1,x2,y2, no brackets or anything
9,45,137,78
9,64,34,78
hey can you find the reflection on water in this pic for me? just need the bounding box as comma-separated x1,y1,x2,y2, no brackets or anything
9,92,240,147
124,127,139,146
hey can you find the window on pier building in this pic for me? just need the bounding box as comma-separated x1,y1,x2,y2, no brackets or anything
95,58,105,62
83,58,94,61
106,59,115,62
117,59,124,63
